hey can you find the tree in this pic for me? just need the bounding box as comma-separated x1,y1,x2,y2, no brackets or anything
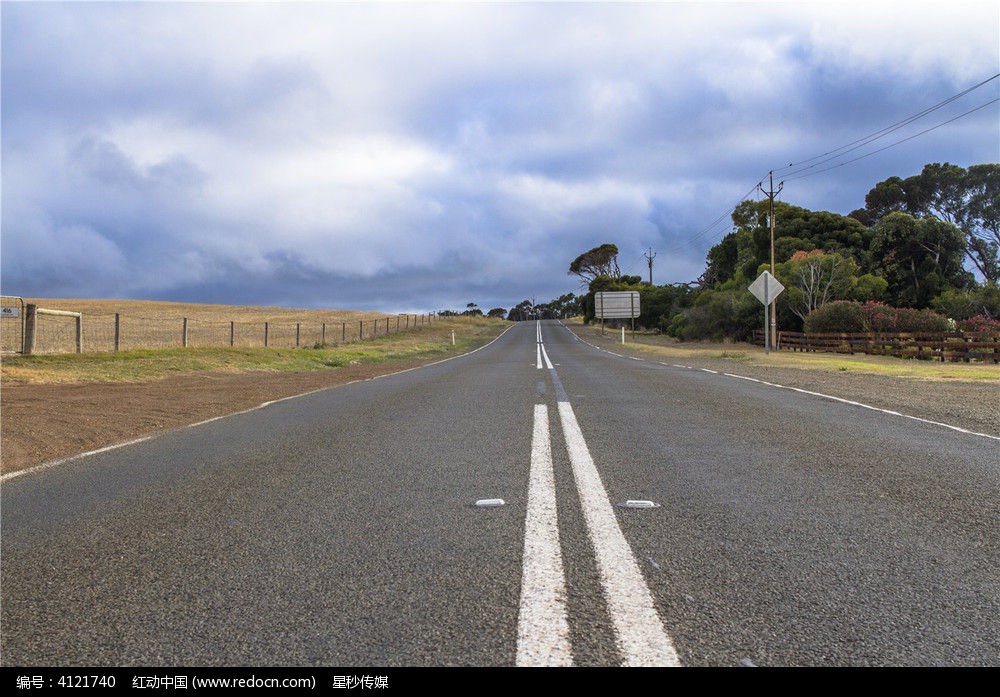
700,232,738,287
507,299,535,321
723,200,872,283
568,244,620,284
487,307,507,319
775,250,861,322
963,164,1000,283
864,163,1000,283
546,293,582,318
870,212,968,307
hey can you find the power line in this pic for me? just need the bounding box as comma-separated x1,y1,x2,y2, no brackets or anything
664,73,998,257
783,98,999,182
667,181,762,254
773,73,998,179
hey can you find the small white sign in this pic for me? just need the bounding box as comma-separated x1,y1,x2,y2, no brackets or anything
748,271,785,305
1,306,21,318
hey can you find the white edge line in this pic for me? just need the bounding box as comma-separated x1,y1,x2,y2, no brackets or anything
557,322,1000,443
1,323,519,482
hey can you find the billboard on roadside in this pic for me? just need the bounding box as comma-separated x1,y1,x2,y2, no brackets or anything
595,291,640,319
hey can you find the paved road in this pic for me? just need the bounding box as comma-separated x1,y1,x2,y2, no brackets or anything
3,321,998,666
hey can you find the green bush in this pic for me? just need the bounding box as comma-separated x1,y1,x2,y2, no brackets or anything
682,285,760,341
803,301,865,333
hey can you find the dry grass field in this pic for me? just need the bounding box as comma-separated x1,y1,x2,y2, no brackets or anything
0,311,509,471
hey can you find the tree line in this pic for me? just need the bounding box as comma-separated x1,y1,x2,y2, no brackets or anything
437,296,584,322
569,162,999,339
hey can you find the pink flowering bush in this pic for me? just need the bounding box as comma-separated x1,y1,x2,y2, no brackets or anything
958,315,1000,333
859,302,950,333
804,301,951,333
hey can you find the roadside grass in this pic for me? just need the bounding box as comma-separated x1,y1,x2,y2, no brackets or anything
1,316,508,384
567,318,1000,382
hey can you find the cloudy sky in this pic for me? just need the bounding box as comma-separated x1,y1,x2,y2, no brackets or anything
2,1,998,313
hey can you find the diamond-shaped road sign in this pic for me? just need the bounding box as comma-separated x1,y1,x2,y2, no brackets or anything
748,271,785,305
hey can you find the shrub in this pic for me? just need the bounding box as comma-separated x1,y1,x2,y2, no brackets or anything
958,315,1000,333
803,301,864,333
859,302,949,333
682,286,759,341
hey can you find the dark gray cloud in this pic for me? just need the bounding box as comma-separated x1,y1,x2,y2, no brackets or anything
2,2,997,312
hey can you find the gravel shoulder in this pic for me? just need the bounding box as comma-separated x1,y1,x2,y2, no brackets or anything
564,323,1000,440
3,324,997,476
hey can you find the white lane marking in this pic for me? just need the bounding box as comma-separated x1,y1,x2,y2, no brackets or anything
554,399,681,666
536,342,542,369
517,404,573,667
562,324,1000,443
700,368,718,374
540,342,554,370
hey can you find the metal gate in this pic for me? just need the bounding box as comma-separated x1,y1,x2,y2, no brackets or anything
1,296,26,354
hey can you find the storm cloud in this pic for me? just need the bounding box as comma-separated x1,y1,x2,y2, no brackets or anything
2,2,997,312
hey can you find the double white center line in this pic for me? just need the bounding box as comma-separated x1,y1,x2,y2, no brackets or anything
518,322,681,666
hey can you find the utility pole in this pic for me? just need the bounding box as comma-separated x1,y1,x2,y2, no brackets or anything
757,171,783,350
643,247,656,285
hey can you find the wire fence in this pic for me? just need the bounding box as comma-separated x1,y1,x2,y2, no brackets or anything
5,302,435,354
1,296,26,353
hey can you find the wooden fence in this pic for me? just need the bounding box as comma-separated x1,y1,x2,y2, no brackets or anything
753,330,1000,364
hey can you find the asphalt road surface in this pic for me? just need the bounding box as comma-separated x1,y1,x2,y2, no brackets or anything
3,320,998,666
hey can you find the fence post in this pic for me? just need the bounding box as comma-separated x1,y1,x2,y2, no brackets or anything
114,313,121,352
76,314,83,353
342,322,346,342
182,318,188,348
322,322,326,346
23,304,37,355
296,322,301,347
264,322,269,348
359,320,363,340
230,321,235,347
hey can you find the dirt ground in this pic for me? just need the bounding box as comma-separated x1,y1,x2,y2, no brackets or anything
2,333,998,476
1,359,433,475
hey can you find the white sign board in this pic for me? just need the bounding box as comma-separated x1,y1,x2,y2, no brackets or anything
748,271,785,305
1,306,21,318
595,291,640,319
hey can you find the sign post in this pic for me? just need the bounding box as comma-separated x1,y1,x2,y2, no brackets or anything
748,271,785,354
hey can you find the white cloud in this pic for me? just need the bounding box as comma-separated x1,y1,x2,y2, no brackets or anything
802,2,999,82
